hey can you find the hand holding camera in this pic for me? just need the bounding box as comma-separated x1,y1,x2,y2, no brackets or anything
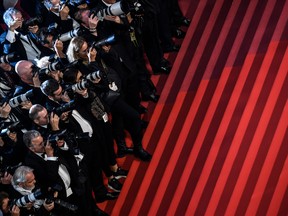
9,17,23,32
0,102,11,118
45,141,54,157
10,204,20,216
49,112,60,131
87,46,97,63
59,5,70,20
0,172,12,185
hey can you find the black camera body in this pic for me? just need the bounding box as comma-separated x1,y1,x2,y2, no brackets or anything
92,34,116,50
0,163,22,178
0,122,23,138
47,129,67,149
53,100,75,116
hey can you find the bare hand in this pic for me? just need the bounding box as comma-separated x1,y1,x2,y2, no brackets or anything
75,88,88,98
88,47,97,62
109,82,118,91
0,102,11,118
8,131,17,142
20,100,32,110
104,15,121,24
43,200,55,211
102,45,111,53
0,63,12,71
60,111,69,121
28,25,39,34
11,205,20,216
59,6,69,20
49,112,60,131
9,18,23,31
32,72,41,87
1,172,12,185
88,13,99,29
45,141,54,157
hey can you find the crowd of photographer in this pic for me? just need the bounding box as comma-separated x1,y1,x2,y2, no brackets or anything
0,0,189,215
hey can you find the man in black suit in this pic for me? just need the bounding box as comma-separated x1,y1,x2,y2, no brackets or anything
1,7,54,64
22,130,108,216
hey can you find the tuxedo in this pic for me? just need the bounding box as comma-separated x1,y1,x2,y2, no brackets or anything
1,30,54,64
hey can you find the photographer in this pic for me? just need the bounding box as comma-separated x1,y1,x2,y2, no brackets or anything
0,122,27,187
65,36,152,160
10,166,55,216
28,104,61,139
0,191,20,216
2,7,55,64
40,79,126,201
23,130,107,216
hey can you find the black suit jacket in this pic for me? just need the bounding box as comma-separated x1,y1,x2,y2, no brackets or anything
1,30,54,64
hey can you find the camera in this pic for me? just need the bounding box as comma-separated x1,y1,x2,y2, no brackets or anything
0,52,20,64
86,70,107,82
70,80,90,92
92,34,116,50
53,100,76,116
0,162,22,178
8,90,34,108
0,122,23,137
10,188,42,208
90,0,130,21
0,92,14,107
45,184,78,212
58,27,83,42
38,60,63,75
47,129,68,148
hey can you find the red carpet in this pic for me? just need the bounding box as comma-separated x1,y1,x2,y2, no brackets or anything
99,0,288,215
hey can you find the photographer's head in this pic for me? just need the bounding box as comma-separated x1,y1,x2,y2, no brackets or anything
12,166,36,191
29,104,49,126
66,36,89,62
63,67,83,83
41,79,64,102
15,60,34,85
3,7,23,30
0,191,10,213
23,130,45,154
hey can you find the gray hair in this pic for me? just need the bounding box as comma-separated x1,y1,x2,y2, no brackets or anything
12,166,34,186
3,7,21,27
23,130,41,148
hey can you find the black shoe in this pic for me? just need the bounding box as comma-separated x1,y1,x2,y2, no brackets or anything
153,65,171,75
134,147,152,161
137,104,148,114
142,93,160,102
162,44,180,53
112,167,128,179
175,17,191,27
181,18,191,26
172,28,186,39
95,191,120,203
108,177,122,192
117,145,134,158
